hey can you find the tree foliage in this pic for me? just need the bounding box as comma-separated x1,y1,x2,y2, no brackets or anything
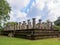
53,25,60,31
4,22,18,27
0,0,11,29
54,17,60,26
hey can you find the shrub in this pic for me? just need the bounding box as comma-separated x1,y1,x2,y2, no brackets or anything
54,25,60,31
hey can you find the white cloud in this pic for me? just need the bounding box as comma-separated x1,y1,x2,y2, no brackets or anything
6,0,30,10
6,0,60,22
8,10,27,22
34,0,60,22
6,0,29,22
47,0,60,21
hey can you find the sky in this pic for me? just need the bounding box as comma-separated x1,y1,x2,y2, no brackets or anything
6,0,60,22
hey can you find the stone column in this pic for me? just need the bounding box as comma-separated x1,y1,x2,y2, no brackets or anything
21,24,23,30
19,22,21,30
5,26,7,30
47,21,50,29
41,22,44,29
6,24,8,30
17,23,18,30
15,23,17,30
14,24,16,30
14,23,15,30
27,20,31,29
38,19,42,29
50,22,53,30
13,24,14,30
29,22,31,29
15,24,17,30
32,18,36,29
7,24,9,30
22,21,27,29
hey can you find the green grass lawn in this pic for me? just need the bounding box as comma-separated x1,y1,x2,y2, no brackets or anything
0,36,60,45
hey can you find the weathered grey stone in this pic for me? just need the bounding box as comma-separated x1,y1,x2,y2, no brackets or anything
19,22,21,30
27,20,31,29
22,21,27,29
50,22,53,30
32,18,36,29
38,19,42,29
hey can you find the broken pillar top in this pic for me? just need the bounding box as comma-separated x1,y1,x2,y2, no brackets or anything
32,18,36,29
27,19,31,24
39,19,42,23
27,19,30,21
32,18,36,20
19,22,21,23
23,21,26,23
23,21,25,22
39,19,42,22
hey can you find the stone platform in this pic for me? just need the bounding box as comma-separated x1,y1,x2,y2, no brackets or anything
2,29,60,40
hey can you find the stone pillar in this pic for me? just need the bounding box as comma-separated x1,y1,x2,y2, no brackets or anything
15,23,17,30
21,23,23,30
6,25,8,30
13,24,14,30
29,22,31,29
47,21,51,29
14,24,16,30
19,22,21,30
17,23,19,30
38,19,42,29
27,20,31,29
15,24,17,30
14,23,15,30
5,26,7,30
42,22,45,29
7,24,10,30
32,18,36,29
50,22,53,30
22,21,27,29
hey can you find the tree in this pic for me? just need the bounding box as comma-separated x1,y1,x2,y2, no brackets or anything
4,22,18,27
54,17,60,26
0,0,11,30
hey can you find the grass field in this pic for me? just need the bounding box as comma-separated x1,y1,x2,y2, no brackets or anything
0,36,60,45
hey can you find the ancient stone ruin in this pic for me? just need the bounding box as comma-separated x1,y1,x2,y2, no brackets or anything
3,18,60,40
4,18,53,30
